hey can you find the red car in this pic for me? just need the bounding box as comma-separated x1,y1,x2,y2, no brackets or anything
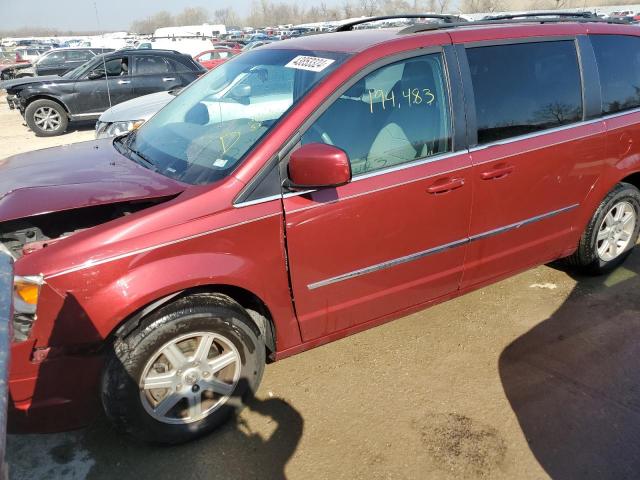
211,41,245,50
3,14,640,444
194,48,239,70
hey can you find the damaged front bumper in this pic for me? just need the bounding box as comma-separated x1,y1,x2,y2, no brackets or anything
5,95,19,110
8,340,105,433
6,277,105,432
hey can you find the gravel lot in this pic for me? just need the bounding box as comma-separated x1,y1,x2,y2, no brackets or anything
2,93,640,480
0,93,95,157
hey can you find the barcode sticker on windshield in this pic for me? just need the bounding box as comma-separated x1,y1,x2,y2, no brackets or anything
285,56,335,72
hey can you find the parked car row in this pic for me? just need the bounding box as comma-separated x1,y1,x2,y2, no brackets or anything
1,49,205,136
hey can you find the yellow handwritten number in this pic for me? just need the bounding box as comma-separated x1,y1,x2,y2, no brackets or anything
423,88,435,105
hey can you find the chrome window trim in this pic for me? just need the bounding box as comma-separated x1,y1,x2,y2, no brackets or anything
307,203,579,290
286,162,470,215
470,105,640,153
600,105,640,123
234,46,454,208
234,105,640,209
469,121,598,154
234,150,465,209
234,190,314,208
351,150,463,182
463,35,577,50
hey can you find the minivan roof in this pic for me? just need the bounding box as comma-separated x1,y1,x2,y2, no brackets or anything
262,20,640,54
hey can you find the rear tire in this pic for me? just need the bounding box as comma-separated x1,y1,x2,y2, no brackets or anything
25,99,68,137
565,182,640,275
102,293,266,444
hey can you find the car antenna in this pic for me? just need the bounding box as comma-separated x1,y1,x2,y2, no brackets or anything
93,1,112,109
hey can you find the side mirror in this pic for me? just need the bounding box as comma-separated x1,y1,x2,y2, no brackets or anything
230,83,251,105
286,143,352,190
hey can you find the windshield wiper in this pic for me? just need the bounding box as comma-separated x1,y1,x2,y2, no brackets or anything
129,148,157,171
114,133,158,172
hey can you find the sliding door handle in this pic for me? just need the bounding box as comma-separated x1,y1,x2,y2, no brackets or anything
480,164,514,180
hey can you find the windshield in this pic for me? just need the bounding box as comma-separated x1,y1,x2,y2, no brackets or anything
122,48,348,185
61,54,100,79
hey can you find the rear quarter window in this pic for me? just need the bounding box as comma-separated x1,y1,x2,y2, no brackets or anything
467,40,583,144
591,35,640,115
167,57,196,73
133,55,172,75
66,50,94,62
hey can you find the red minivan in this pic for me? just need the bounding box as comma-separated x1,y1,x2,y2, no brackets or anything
3,14,640,443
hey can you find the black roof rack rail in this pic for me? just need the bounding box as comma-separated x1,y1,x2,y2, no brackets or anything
336,14,464,32
398,14,625,35
484,11,595,21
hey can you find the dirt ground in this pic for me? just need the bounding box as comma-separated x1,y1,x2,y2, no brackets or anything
2,96,640,480
0,94,95,157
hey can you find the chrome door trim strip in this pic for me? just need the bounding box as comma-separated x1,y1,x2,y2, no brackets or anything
73,112,104,117
307,203,579,290
469,204,578,242
308,237,469,290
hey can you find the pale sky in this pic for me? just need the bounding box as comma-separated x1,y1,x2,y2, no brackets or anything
0,0,337,31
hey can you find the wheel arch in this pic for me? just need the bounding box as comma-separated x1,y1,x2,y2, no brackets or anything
111,284,278,361
619,171,640,192
573,169,640,239
24,94,71,115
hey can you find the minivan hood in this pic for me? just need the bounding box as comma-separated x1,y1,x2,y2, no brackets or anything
99,91,174,123
0,75,61,91
0,139,186,222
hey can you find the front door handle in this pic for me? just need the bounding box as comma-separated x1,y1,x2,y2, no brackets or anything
480,164,514,180
427,177,465,194
162,77,176,82
117,80,130,84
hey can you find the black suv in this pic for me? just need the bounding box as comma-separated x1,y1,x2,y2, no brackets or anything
32,47,114,77
4,49,206,136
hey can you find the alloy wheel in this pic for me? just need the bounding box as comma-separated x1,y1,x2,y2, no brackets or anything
596,200,637,262
33,106,61,131
139,331,241,424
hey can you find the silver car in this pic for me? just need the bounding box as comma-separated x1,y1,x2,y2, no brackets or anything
95,89,178,138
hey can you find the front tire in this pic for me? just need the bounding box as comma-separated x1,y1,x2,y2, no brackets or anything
102,293,266,444
25,99,68,137
566,182,640,274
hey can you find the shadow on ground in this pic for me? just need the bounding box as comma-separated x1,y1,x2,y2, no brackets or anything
85,394,303,480
500,251,640,480
64,120,97,134
7,394,303,480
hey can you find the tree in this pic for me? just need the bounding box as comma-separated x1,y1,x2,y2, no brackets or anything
460,0,504,13
214,7,240,26
130,11,174,34
359,0,381,16
435,0,451,13
342,1,355,17
175,7,209,26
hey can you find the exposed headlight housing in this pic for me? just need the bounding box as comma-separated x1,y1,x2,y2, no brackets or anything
13,275,44,342
95,119,145,139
